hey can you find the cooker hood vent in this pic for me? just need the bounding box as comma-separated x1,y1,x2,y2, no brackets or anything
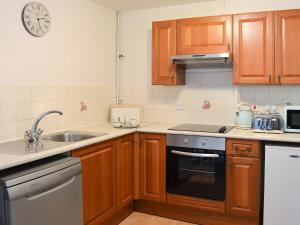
170,53,232,69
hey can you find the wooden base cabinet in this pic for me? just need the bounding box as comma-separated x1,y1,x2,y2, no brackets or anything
72,135,135,225
72,140,118,225
226,139,261,218
139,133,166,203
117,135,134,209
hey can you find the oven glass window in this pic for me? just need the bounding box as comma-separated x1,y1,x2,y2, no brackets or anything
167,146,226,201
287,110,300,129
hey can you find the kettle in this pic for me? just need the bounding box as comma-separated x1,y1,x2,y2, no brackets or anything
235,102,253,128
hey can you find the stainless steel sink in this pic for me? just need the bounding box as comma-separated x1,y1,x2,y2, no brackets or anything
42,131,107,143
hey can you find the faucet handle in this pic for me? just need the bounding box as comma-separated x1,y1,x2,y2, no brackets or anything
36,128,43,137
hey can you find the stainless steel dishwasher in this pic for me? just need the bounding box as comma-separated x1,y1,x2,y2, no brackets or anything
0,156,83,225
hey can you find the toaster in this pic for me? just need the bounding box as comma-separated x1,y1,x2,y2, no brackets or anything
251,114,284,134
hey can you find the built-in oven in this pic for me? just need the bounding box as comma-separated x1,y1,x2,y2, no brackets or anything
167,134,226,201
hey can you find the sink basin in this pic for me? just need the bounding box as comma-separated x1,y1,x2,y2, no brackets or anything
42,131,107,143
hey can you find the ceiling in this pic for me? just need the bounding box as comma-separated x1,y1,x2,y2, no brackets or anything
93,0,215,11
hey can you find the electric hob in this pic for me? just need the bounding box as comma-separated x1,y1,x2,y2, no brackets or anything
168,124,234,134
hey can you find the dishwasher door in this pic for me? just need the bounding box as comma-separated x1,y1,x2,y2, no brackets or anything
4,163,83,225
264,145,300,225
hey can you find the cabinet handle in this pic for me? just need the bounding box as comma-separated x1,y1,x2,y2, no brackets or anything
269,75,272,83
227,43,231,51
278,76,281,84
234,145,251,152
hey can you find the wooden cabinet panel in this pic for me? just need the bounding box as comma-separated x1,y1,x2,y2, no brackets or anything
233,12,274,84
152,20,185,85
72,141,117,225
226,157,260,217
177,16,232,55
275,9,300,84
139,133,166,203
117,135,134,209
177,15,232,55
227,139,260,158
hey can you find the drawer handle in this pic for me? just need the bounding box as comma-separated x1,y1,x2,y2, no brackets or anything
234,145,251,152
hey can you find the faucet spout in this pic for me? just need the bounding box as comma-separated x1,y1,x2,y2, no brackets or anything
32,110,63,132
26,110,63,143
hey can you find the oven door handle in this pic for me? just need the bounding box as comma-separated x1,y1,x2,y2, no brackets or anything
171,150,220,158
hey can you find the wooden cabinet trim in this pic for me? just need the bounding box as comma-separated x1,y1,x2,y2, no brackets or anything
227,139,260,158
167,193,225,213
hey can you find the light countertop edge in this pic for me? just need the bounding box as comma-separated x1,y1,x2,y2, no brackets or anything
1,122,300,171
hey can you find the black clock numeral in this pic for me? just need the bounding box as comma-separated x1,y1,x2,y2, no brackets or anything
26,21,31,26
44,25,48,30
25,15,30,19
45,20,50,24
31,26,35,32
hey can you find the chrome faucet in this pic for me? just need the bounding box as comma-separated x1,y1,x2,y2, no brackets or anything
25,110,63,143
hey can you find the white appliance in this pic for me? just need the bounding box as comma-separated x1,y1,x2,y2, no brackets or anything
235,102,253,129
111,105,140,128
283,105,300,133
0,156,83,225
264,145,300,225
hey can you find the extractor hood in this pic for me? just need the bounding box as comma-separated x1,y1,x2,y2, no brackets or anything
170,53,232,69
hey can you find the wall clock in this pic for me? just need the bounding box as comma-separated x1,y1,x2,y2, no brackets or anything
22,2,51,37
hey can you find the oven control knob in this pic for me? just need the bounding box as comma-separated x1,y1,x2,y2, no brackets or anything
201,139,207,146
183,137,188,144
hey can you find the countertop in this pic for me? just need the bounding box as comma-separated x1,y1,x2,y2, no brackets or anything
0,124,138,171
137,123,300,143
1,122,300,171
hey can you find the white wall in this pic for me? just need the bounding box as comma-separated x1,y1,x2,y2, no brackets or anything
0,0,116,86
119,0,300,124
0,0,117,141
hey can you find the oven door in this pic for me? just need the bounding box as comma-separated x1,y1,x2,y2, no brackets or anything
167,146,225,201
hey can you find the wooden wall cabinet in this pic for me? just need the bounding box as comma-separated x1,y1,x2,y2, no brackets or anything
72,140,118,225
233,12,274,84
139,133,166,203
152,20,185,85
226,139,261,218
275,9,300,84
177,15,232,55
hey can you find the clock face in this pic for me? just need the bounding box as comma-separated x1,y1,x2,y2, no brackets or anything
22,2,51,37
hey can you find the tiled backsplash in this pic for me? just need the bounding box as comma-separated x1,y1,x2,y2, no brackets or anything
0,85,115,142
120,70,300,125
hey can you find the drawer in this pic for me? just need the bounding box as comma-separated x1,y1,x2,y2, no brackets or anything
226,139,260,158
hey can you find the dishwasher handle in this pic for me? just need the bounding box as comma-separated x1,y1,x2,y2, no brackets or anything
5,163,82,201
25,176,76,201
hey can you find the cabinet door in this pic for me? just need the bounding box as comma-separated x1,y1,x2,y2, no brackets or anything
226,157,260,217
275,9,300,84
152,20,185,85
233,12,274,84
176,15,232,55
117,135,134,209
139,133,166,203
72,141,117,225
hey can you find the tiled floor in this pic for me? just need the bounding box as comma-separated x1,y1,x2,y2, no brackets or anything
119,212,196,225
